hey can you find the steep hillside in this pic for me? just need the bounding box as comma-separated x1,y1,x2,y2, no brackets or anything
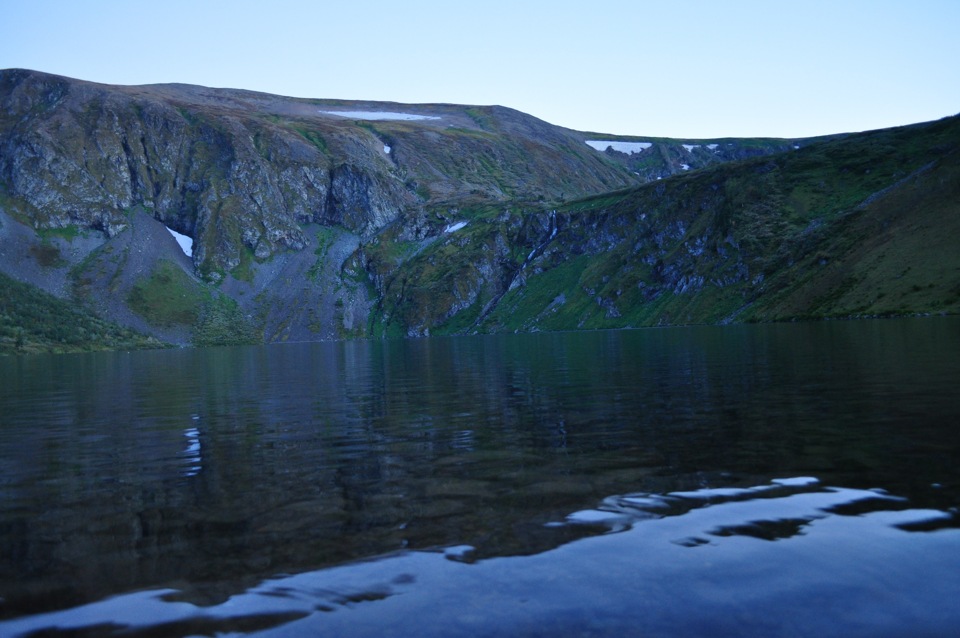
369,114,960,336
0,69,641,280
0,271,162,354
1,69,817,347
3,71,955,348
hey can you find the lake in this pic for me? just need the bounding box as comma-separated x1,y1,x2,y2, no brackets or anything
1,318,959,637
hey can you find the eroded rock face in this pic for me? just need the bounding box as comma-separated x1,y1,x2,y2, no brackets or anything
328,164,403,234
0,70,416,277
2,69,667,282
8,69,878,344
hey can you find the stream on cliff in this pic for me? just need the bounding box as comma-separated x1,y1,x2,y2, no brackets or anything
1,317,959,636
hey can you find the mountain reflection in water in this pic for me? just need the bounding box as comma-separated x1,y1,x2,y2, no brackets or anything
1,318,959,636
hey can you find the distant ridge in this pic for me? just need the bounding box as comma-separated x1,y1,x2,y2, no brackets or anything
1,69,956,350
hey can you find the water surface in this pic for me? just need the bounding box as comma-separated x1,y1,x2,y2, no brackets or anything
1,318,959,636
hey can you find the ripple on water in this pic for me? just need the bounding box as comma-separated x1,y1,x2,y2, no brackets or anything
3,477,958,638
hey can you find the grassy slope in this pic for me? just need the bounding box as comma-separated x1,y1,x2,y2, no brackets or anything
746,149,960,320
126,259,260,347
4,70,958,347
376,115,960,335
540,116,960,327
0,271,164,355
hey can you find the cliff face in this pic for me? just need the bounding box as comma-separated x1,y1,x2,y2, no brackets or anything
3,69,953,350
0,69,412,278
368,115,960,336
1,70,685,278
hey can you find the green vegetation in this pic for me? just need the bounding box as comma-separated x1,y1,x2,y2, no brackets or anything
465,107,495,131
484,256,592,332
231,245,257,283
375,115,960,336
363,236,420,270
0,272,163,355
741,145,960,321
176,106,200,125
307,226,338,281
4,69,958,348
36,225,83,242
29,243,65,268
193,295,261,347
127,259,207,327
293,126,329,155
127,259,263,347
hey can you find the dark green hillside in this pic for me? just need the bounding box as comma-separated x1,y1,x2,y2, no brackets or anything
745,145,960,320
0,272,164,355
369,115,960,336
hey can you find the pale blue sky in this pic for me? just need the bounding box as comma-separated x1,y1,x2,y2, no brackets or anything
2,0,958,138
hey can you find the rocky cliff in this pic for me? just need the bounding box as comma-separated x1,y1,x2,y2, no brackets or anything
369,114,960,336
3,69,953,351
1,69,651,278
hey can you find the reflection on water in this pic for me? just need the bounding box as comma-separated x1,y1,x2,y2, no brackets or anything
2,478,958,637
1,317,959,636
180,420,201,478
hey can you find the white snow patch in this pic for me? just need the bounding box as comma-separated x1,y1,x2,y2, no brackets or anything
320,110,441,121
682,144,700,153
166,226,193,257
585,140,652,154
444,221,468,233
680,163,690,171
706,144,719,151
384,144,392,154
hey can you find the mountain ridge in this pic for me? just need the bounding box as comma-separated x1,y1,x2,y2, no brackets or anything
1,69,956,352
381,114,960,336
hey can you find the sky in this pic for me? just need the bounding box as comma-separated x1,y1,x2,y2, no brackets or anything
2,0,958,139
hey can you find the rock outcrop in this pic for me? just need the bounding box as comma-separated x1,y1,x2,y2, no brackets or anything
0,69,649,280
6,69,950,348
1,70,412,278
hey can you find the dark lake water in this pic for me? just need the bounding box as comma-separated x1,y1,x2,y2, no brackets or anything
1,318,959,637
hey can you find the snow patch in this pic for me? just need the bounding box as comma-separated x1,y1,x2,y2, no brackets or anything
384,144,392,154
706,144,719,151
680,164,690,171
444,221,468,233
166,227,193,257
585,140,652,154
682,144,700,153
320,110,441,121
